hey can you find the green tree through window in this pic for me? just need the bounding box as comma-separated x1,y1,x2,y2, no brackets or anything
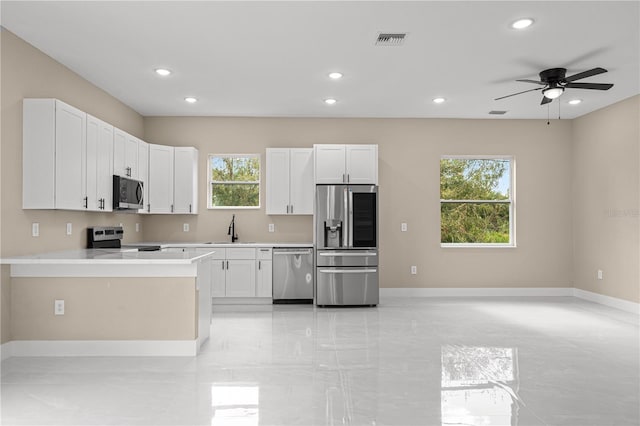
440,157,513,245
209,155,260,208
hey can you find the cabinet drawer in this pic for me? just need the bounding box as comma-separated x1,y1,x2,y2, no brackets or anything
205,248,225,260
256,247,272,260
226,247,256,260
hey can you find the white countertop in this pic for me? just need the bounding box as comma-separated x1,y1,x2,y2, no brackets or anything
1,242,314,265
131,242,314,248
1,247,217,265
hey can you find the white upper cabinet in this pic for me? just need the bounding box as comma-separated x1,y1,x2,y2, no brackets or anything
86,114,114,212
23,99,87,210
148,144,174,214
137,140,149,214
147,145,198,214
314,144,378,184
113,128,139,179
173,147,199,214
266,148,313,215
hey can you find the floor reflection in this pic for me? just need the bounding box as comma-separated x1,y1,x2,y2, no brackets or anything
211,385,259,426
441,345,520,426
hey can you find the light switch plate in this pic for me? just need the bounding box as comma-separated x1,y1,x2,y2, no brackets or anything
32,222,40,237
401,223,408,232
66,223,72,235
411,266,417,275
269,224,275,233
135,223,140,233
183,223,190,232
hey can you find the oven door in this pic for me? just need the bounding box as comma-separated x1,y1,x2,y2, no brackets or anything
316,266,379,306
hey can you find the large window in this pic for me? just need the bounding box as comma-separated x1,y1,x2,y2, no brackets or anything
440,156,514,246
208,154,260,208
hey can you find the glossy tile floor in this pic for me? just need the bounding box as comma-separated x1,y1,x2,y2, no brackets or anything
2,297,639,425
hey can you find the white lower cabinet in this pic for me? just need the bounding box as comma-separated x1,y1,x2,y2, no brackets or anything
256,248,273,297
210,247,273,300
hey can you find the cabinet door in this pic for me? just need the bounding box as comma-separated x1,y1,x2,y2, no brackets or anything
256,260,273,297
266,148,290,215
86,115,114,212
137,140,149,213
211,259,227,298
96,122,114,212
314,144,346,184
85,115,100,211
289,148,314,214
55,100,87,210
174,147,198,214
225,259,256,297
346,144,378,184
148,144,174,213
114,129,139,178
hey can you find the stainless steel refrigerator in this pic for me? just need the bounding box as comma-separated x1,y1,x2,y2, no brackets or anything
315,184,379,306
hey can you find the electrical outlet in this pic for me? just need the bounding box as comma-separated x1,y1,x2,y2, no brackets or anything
597,269,603,280
411,265,417,275
183,223,190,232
135,223,140,233
269,223,275,233
66,223,72,235
401,223,408,232
54,299,65,315
32,222,40,237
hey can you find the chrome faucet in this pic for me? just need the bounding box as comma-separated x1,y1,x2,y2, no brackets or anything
228,214,238,243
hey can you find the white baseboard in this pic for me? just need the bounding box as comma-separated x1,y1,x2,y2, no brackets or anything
572,288,640,315
380,287,574,298
6,340,198,357
1,341,13,361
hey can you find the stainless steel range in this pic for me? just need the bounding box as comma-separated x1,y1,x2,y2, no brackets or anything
315,184,379,306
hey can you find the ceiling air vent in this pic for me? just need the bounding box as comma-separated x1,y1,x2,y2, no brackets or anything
375,33,407,46
489,110,508,115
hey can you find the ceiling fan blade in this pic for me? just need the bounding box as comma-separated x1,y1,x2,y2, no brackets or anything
516,79,546,85
541,96,553,105
565,82,614,90
495,87,543,100
564,67,608,82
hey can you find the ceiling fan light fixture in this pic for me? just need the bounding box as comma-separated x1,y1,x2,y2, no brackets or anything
511,18,534,29
543,87,564,99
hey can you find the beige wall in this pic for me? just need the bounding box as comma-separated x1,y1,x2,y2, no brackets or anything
10,277,196,340
1,266,10,344
144,116,574,289
572,96,640,303
0,29,146,258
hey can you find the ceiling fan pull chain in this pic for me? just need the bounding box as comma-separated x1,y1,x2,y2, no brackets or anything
547,103,550,125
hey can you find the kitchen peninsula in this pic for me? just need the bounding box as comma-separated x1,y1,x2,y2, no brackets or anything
2,247,217,358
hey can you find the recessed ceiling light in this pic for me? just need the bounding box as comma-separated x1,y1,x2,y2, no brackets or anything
568,99,582,105
433,97,446,104
155,68,172,76
184,97,198,103
328,72,343,80
324,98,337,105
511,18,534,29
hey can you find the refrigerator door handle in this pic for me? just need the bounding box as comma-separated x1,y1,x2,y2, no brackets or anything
318,269,377,274
343,186,349,248
348,188,353,247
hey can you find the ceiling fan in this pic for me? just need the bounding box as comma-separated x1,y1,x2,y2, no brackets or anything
495,67,614,105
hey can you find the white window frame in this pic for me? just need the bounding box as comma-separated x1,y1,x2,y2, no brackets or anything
440,155,516,248
208,153,261,209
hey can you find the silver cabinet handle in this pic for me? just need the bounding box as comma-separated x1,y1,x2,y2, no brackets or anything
319,252,376,257
286,205,289,214
83,196,88,209
171,204,174,213
347,174,350,183
319,269,377,274
189,204,192,213
258,260,261,270
222,260,225,270
290,204,293,214
226,260,229,269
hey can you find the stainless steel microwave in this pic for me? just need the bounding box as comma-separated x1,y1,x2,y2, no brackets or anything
113,175,143,210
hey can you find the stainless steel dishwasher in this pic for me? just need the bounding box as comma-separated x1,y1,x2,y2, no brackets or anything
272,247,314,304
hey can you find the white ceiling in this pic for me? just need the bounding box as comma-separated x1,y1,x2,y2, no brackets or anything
2,1,639,119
